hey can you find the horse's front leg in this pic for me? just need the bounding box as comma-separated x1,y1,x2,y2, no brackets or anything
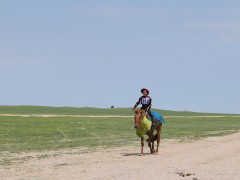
151,138,155,152
140,137,144,155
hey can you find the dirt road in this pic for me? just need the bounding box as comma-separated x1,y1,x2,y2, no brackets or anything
0,133,240,180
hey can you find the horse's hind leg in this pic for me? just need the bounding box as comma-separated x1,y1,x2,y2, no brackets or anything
148,141,154,154
148,128,155,154
152,134,159,153
156,123,162,154
151,140,155,152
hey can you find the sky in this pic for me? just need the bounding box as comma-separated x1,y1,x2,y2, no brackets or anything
0,0,240,113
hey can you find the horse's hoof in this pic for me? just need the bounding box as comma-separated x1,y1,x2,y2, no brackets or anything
150,150,156,154
139,153,144,156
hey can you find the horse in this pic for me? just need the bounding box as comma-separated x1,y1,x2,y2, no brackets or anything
134,108,164,155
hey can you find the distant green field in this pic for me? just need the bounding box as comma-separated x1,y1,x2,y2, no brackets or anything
0,115,240,153
0,116,136,152
0,106,239,153
0,105,239,116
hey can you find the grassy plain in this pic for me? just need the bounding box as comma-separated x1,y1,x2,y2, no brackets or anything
0,106,239,152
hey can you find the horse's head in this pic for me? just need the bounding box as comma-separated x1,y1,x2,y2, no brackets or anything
134,109,146,129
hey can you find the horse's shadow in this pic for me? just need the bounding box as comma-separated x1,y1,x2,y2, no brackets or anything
120,152,152,156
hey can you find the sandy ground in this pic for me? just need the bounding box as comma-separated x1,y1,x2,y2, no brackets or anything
0,133,240,180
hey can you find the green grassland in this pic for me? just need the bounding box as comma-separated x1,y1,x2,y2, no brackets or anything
0,106,240,153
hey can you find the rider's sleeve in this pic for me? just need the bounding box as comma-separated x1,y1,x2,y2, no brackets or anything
134,97,141,108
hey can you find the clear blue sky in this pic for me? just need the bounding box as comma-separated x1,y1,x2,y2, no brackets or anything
1,0,240,113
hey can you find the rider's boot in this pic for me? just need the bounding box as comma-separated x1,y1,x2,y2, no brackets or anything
151,118,157,127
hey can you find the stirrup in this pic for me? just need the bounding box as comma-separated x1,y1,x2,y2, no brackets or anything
151,122,157,127
151,118,158,127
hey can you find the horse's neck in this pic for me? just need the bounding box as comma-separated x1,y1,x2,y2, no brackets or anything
141,117,147,126
140,116,151,130
136,116,151,137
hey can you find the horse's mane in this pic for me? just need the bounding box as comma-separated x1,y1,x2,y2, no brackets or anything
134,109,145,117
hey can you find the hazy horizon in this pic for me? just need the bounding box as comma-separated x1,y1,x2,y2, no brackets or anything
0,105,239,114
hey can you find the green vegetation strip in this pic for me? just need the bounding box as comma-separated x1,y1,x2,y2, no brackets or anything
0,106,239,116
0,116,240,153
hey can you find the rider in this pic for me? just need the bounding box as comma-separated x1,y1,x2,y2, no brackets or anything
132,88,157,127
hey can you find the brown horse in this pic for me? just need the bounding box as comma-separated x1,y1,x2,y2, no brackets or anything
134,109,163,155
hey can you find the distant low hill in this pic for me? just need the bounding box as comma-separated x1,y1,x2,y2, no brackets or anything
0,106,238,116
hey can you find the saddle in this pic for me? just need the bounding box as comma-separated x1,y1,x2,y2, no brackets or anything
146,112,165,124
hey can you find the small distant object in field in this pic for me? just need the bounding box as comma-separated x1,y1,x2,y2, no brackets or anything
111,106,114,108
